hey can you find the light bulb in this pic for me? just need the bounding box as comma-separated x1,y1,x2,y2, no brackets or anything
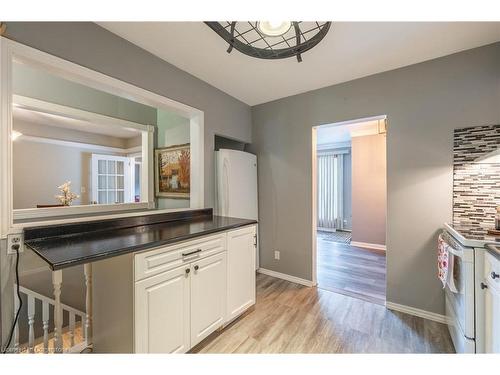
257,21,292,37
269,21,284,28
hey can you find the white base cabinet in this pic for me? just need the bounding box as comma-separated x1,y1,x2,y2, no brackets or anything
484,284,500,353
134,265,190,353
190,252,227,347
226,226,256,322
132,225,256,353
483,252,500,353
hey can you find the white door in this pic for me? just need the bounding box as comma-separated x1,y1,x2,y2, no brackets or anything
226,226,256,322
190,252,227,347
134,265,190,353
91,154,132,204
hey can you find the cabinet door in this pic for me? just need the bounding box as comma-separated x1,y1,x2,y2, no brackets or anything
135,264,190,353
484,283,500,353
190,251,227,346
226,225,256,322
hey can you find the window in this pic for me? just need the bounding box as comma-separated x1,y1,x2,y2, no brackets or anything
317,152,344,230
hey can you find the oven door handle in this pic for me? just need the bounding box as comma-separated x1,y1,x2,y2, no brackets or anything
447,245,464,259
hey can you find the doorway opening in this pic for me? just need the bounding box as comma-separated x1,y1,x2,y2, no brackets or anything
312,116,387,305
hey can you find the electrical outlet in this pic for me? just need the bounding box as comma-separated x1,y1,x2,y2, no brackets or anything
7,233,24,255
274,250,280,260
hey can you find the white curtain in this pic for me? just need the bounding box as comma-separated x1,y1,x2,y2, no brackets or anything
317,152,343,230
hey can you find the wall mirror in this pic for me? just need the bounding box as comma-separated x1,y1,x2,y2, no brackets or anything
12,62,153,215
0,38,204,236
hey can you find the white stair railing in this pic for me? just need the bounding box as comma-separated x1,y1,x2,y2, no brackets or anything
13,285,87,353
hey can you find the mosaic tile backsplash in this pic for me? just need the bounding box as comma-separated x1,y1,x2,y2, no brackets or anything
453,124,500,231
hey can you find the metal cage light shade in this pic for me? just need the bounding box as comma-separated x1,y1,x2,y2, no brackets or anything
205,21,331,62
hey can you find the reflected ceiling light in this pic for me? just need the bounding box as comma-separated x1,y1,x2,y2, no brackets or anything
11,130,23,141
257,21,291,37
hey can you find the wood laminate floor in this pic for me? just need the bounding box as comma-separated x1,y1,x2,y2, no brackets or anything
317,235,386,305
193,274,455,354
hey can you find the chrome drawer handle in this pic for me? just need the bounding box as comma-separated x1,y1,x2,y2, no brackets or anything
182,249,202,257
491,272,499,280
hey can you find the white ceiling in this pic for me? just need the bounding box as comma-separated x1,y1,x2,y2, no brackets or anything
317,120,381,145
98,22,500,106
13,106,141,139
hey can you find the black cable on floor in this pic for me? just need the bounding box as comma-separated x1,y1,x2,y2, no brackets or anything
2,246,22,354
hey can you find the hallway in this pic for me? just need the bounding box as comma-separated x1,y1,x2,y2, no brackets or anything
317,232,386,305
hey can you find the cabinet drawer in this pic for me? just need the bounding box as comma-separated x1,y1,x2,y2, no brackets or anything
485,252,500,290
135,234,226,281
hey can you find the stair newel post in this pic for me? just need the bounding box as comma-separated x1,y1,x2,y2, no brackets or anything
52,270,63,353
84,263,93,346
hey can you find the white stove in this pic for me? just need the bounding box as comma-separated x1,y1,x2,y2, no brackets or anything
443,223,499,353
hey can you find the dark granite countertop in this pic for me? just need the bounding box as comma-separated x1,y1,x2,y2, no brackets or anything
24,209,256,270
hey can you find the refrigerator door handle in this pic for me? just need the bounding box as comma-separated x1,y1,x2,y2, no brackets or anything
223,158,230,216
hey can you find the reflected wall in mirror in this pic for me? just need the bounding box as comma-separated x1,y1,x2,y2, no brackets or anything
11,60,192,214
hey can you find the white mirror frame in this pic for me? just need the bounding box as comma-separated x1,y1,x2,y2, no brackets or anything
0,37,205,238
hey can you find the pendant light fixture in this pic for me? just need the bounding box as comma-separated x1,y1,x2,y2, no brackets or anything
205,21,331,62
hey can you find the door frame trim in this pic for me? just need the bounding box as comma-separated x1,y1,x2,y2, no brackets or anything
311,114,388,287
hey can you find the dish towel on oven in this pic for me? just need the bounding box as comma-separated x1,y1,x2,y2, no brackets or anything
437,233,449,288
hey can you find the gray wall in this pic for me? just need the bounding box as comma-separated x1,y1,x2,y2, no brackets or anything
13,62,158,126
249,42,500,315
14,139,91,208
351,134,386,246
1,22,252,347
13,138,126,209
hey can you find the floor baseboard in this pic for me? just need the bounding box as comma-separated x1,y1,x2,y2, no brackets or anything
351,241,386,251
257,268,314,287
386,301,448,324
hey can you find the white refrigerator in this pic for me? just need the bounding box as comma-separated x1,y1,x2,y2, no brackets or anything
215,149,259,267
